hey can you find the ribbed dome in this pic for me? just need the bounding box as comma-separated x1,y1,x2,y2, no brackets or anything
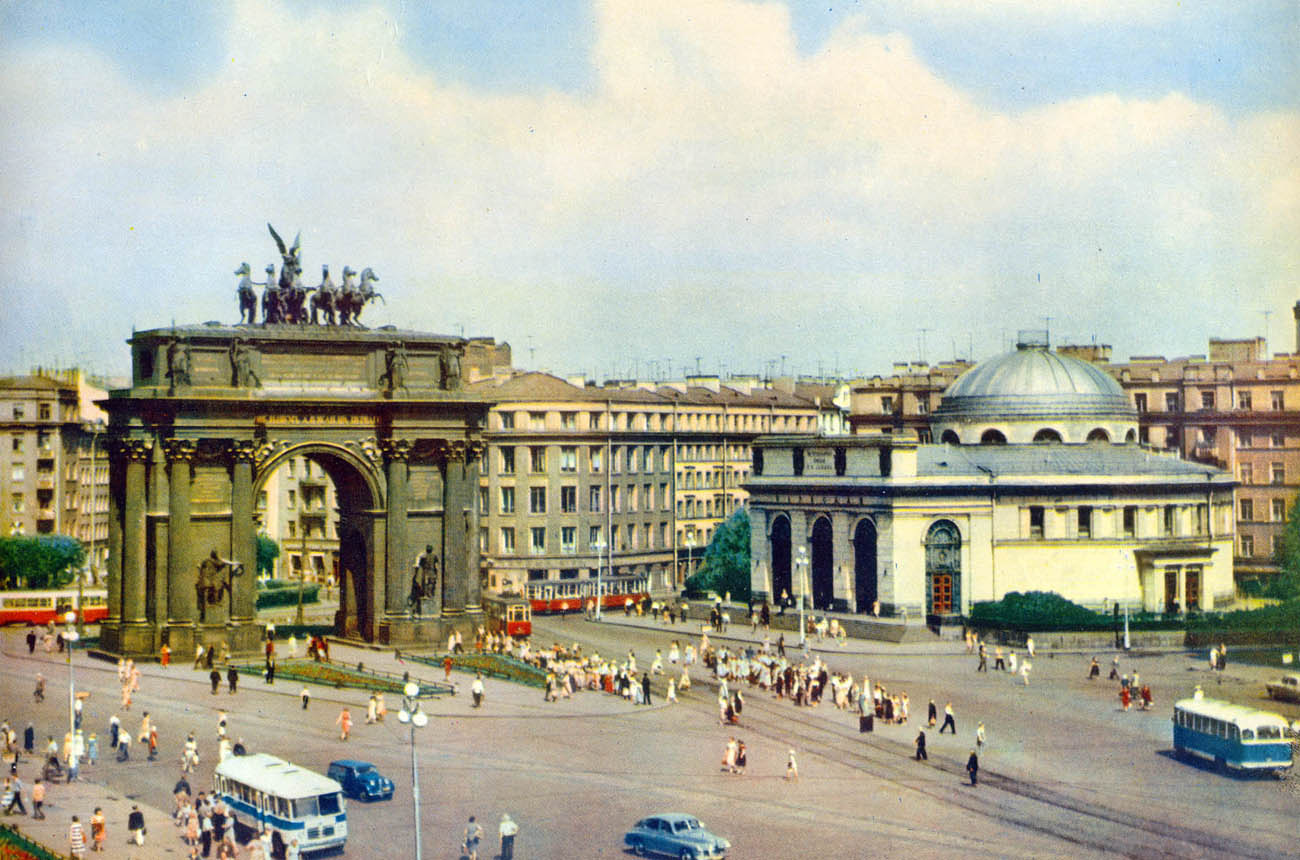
935,344,1134,422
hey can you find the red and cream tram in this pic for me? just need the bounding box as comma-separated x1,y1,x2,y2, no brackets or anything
524,575,650,615
0,589,108,625
482,593,533,638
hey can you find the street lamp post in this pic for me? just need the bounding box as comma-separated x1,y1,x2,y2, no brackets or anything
397,681,429,860
795,545,808,646
64,610,80,770
590,539,607,620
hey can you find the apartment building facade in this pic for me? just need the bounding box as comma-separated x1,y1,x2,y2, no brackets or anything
0,371,110,577
470,372,822,598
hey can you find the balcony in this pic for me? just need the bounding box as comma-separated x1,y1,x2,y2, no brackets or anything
36,507,55,521
35,473,55,490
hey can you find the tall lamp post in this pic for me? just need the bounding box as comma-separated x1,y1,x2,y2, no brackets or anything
794,545,808,646
590,539,607,620
64,610,80,769
683,532,697,588
397,682,429,860
80,423,102,638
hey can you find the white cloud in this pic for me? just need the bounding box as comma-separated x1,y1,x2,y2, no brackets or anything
0,0,1296,376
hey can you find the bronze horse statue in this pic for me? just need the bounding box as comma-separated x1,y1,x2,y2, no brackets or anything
234,262,258,324
338,267,384,326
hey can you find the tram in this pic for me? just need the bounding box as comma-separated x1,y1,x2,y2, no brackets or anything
1172,697,1293,774
524,574,650,615
482,593,532,638
0,589,108,625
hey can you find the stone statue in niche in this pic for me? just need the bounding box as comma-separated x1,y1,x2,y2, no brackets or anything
230,337,261,388
379,341,408,394
410,545,439,615
440,344,462,390
166,336,191,392
196,550,242,622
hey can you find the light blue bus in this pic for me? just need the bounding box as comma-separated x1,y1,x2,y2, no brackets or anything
215,753,347,855
1172,697,1292,775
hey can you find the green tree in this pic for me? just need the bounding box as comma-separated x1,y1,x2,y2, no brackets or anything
256,533,281,578
1268,493,1300,600
684,509,751,602
0,535,85,589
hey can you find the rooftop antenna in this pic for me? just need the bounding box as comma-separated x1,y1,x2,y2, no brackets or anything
527,335,536,367
780,354,787,376
695,356,702,375
1043,316,1053,347
918,328,930,364
1260,309,1273,345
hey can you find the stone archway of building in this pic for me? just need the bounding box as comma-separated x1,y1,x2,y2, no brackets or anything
1033,428,1063,443
811,516,834,611
980,429,1007,444
255,444,382,641
940,429,960,445
769,515,792,606
853,518,877,613
1087,428,1110,443
925,520,961,618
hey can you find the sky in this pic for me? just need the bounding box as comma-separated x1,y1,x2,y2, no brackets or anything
2,0,1297,382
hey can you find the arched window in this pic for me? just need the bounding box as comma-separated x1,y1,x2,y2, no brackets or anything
1086,428,1110,443
980,429,1007,445
940,429,960,445
925,520,961,616
1033,428,1062,443
1124,429,1137,443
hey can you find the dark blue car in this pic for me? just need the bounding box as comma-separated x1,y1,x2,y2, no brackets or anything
327,759,394,801
624,813,729,859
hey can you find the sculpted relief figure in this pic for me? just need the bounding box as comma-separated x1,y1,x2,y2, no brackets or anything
166,336,191,392
440,344,462,390
230,337,261,388
379,341,408,393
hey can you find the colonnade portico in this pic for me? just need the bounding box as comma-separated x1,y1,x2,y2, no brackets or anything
98,324,491,658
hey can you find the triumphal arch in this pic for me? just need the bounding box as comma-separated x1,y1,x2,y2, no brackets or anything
100,239,492,657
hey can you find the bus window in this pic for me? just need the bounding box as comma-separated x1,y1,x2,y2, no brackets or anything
318,793,341,815
1256,725,1282,740
1228,725,1238,740
1240,728,1254,741
295,797,319,817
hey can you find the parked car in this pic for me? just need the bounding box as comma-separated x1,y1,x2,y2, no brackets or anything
327,760,394,801
1265,673,1300,703
624,813,730,859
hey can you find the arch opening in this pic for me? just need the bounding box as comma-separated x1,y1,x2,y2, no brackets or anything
925,520,961,617
769,515,792,607
940,429,960,445
980,429,1007,445
1033,428,1063,443
1087,428,1110,443
811,516,834,611
254,444,383,642
853,518,877,613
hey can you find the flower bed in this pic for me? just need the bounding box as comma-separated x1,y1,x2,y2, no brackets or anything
402,652,547,688
231,659,453,697
0,824,63,860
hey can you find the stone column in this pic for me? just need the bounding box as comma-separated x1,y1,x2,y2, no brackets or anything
229,442,257,622
105,445,124,625
121,440,151,625
164,439,196,624
440,441,475,615
381,439,412,618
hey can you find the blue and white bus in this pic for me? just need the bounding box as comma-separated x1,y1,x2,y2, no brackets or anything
215,753,347,855
1172,697,1293,775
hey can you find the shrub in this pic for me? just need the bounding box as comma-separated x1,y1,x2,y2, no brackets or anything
255,584,320,609
969,591,1108,631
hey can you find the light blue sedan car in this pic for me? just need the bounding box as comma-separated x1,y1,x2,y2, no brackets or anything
624,813,730,859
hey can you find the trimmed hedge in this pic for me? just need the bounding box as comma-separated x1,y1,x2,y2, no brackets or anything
255,584,320,609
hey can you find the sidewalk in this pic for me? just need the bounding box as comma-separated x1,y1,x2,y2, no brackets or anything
585,608,966,657
4,759,180,858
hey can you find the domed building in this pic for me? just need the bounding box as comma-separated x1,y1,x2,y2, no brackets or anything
745,336,1236,628
932,333,1139,445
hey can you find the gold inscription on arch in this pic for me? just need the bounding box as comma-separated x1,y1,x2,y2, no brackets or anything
258,414,375,427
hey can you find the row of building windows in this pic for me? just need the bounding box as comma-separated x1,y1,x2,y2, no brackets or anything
1239,463,1288,485
1024,503,1211,540
496,445,673,476
1133,389,1288,413
6,404,56,421
1240,533,1283,558
1239,498,1290,522
491,522,671,555
496,409,813,434
483,482,673,515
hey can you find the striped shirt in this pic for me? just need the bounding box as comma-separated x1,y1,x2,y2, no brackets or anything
69,821,86,855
